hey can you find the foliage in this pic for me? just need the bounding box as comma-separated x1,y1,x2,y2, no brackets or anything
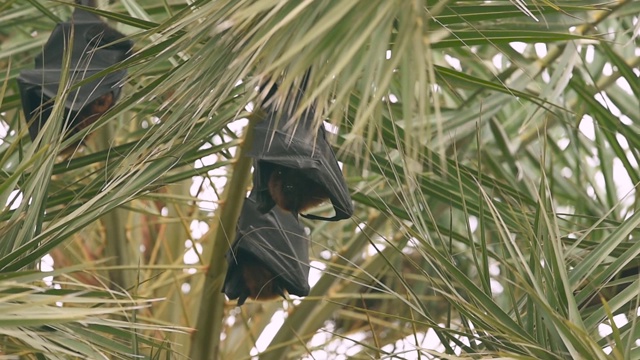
0,0,639,359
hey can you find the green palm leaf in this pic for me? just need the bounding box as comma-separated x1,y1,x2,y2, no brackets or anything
1,0,638,358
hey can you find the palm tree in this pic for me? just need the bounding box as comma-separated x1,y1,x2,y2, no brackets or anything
1,0,639,358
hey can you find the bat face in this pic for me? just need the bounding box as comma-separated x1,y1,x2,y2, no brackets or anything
17,8,131,142
268,164,330,214
223,196,310,306
27,92,115,142
75,92,115,132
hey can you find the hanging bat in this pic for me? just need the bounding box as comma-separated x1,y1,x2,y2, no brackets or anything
249,77,353,221
223,194,310,305
17,7,132,142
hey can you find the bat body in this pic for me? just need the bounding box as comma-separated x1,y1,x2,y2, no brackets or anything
17,8,131,142
223,195,310,305
249,94,353,221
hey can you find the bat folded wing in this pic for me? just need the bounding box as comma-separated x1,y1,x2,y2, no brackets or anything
223,196,310,305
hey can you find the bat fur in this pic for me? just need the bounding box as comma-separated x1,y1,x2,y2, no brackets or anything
267,164,330,214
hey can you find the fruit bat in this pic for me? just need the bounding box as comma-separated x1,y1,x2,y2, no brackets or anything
17,7,132,141
223,194,310,305
248,79,353,221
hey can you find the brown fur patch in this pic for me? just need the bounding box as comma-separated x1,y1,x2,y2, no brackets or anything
242,262,282,301
76,92,115,132
267,165,329,214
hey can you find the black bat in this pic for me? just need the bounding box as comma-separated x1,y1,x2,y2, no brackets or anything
248,79,353,221
223,194,310,305
17,8,132,141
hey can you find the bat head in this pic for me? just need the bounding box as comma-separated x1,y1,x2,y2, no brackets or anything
266,164,330,215
17,8,132,141
223,196,311,305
